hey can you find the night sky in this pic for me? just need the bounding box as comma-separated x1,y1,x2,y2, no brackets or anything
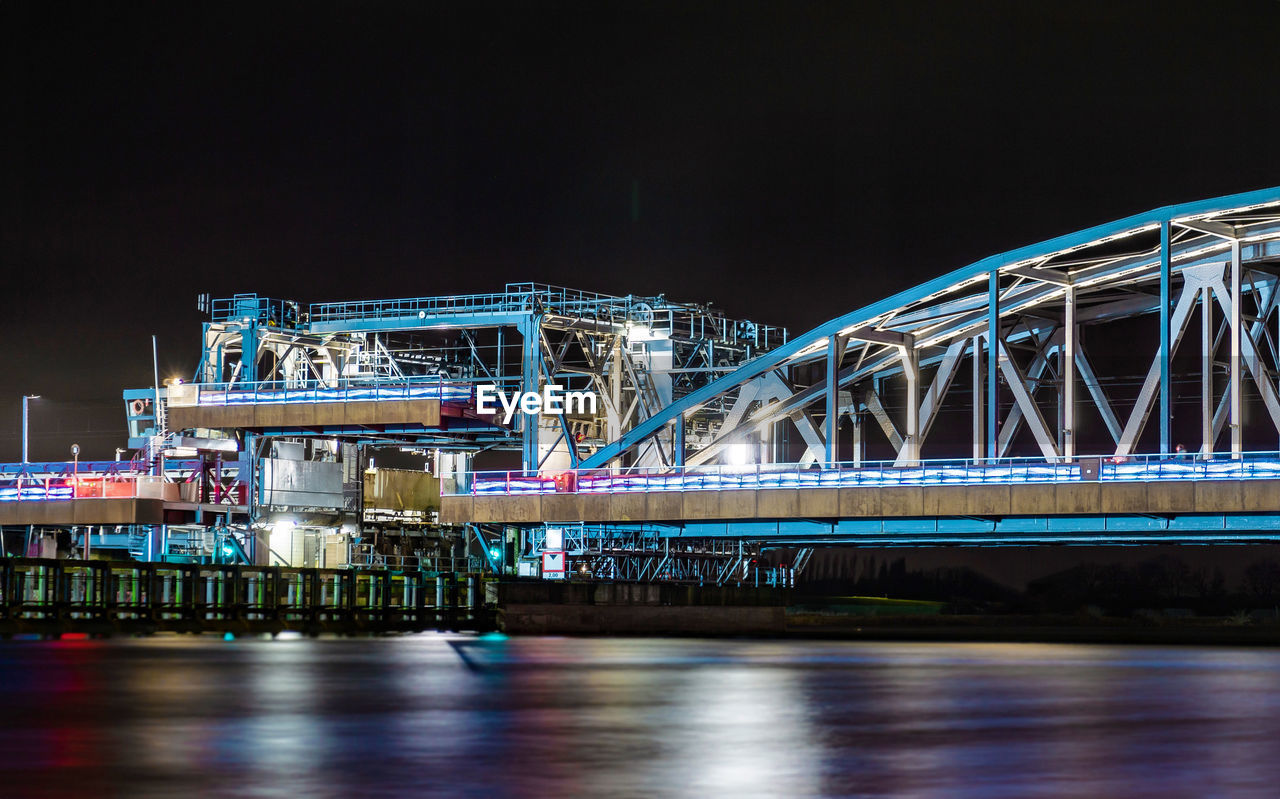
4,1,1279,460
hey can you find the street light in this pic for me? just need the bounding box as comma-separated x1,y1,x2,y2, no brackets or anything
21,395,40,466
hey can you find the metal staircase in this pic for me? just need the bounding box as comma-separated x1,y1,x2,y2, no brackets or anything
127,527,149,560
624,353,663,422
343,337,406,381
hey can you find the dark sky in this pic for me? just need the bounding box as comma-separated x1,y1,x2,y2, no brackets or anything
3,1,1279,460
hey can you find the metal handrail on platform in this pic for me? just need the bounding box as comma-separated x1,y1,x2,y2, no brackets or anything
178,378,494,406
458,452,1280,496
0,473,179,503
309,283,630,324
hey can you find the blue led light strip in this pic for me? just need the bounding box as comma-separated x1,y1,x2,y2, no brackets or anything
194,381,476,406
463,453,1280,496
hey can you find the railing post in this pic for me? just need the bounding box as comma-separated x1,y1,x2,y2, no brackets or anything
1230,237,1243,460
987,272,1000,461
825,335,840,466
1160,220,1172,456
1063,285,1077,462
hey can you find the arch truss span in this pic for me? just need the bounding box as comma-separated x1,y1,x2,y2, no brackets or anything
581,187,1280,470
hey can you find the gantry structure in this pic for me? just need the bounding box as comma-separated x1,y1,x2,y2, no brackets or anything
85,284,782,571
180,283,783,468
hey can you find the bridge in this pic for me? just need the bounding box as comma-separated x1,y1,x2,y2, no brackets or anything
11,187,1280,584
441,186,1280,566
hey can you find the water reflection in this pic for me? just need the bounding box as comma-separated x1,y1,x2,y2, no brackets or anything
2,636,1280,796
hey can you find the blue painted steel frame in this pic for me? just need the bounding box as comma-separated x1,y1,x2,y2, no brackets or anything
1160,220,1172,454
465,454,1280,494
540,514,1280,547
309,312,535,335
581,186,1280,468
987,271,999,460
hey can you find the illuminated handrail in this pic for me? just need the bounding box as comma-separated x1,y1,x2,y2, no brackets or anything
309,283,633,324
0,461,200,479
0,474,179,503
177,377,520,406
0,479,74,502
210,295,299,326
304,284,790,349
456,452,1280,496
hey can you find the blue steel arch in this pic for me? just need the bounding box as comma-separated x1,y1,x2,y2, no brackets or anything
581,185,1280,468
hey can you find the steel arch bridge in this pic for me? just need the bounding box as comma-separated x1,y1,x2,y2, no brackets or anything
578,185,1280,470
447,186,1280,573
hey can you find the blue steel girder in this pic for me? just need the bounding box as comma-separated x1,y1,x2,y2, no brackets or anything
307,311,539,335
581,187,1280,469
745,237,1280,431
721,229,1280,393
252,425,511,439
516,515,1280,547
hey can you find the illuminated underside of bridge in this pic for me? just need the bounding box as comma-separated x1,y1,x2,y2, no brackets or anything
450,186,1280,564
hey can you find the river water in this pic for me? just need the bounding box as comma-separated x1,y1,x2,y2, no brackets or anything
1,635,1279,797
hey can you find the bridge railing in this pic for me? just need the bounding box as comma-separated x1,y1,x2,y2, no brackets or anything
458,452,1280,496
0,473,184,503
173,377,520,407
308,283,632,324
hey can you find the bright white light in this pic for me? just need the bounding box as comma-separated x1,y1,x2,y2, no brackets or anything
544,528,564,550
273,520,295,536
727,444,751,466
626,323,668,341
627,320,670,340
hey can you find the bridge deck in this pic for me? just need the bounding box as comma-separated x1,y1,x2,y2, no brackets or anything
443,458,1280,544
443,478,1280,524
0,498,168,526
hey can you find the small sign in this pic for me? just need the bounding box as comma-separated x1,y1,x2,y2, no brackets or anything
1079,457,1101,481
542,551,566,580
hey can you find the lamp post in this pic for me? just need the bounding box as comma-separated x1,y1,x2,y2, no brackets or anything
21,394,40,466
72,444,87,559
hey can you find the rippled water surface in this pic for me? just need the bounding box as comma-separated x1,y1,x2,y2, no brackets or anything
2,635,1280,797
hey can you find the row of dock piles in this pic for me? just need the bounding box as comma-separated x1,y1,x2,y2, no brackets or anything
0,557,495,638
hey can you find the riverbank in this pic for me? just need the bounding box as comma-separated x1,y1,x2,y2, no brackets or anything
501,604,1280,645
497,582,1280,644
